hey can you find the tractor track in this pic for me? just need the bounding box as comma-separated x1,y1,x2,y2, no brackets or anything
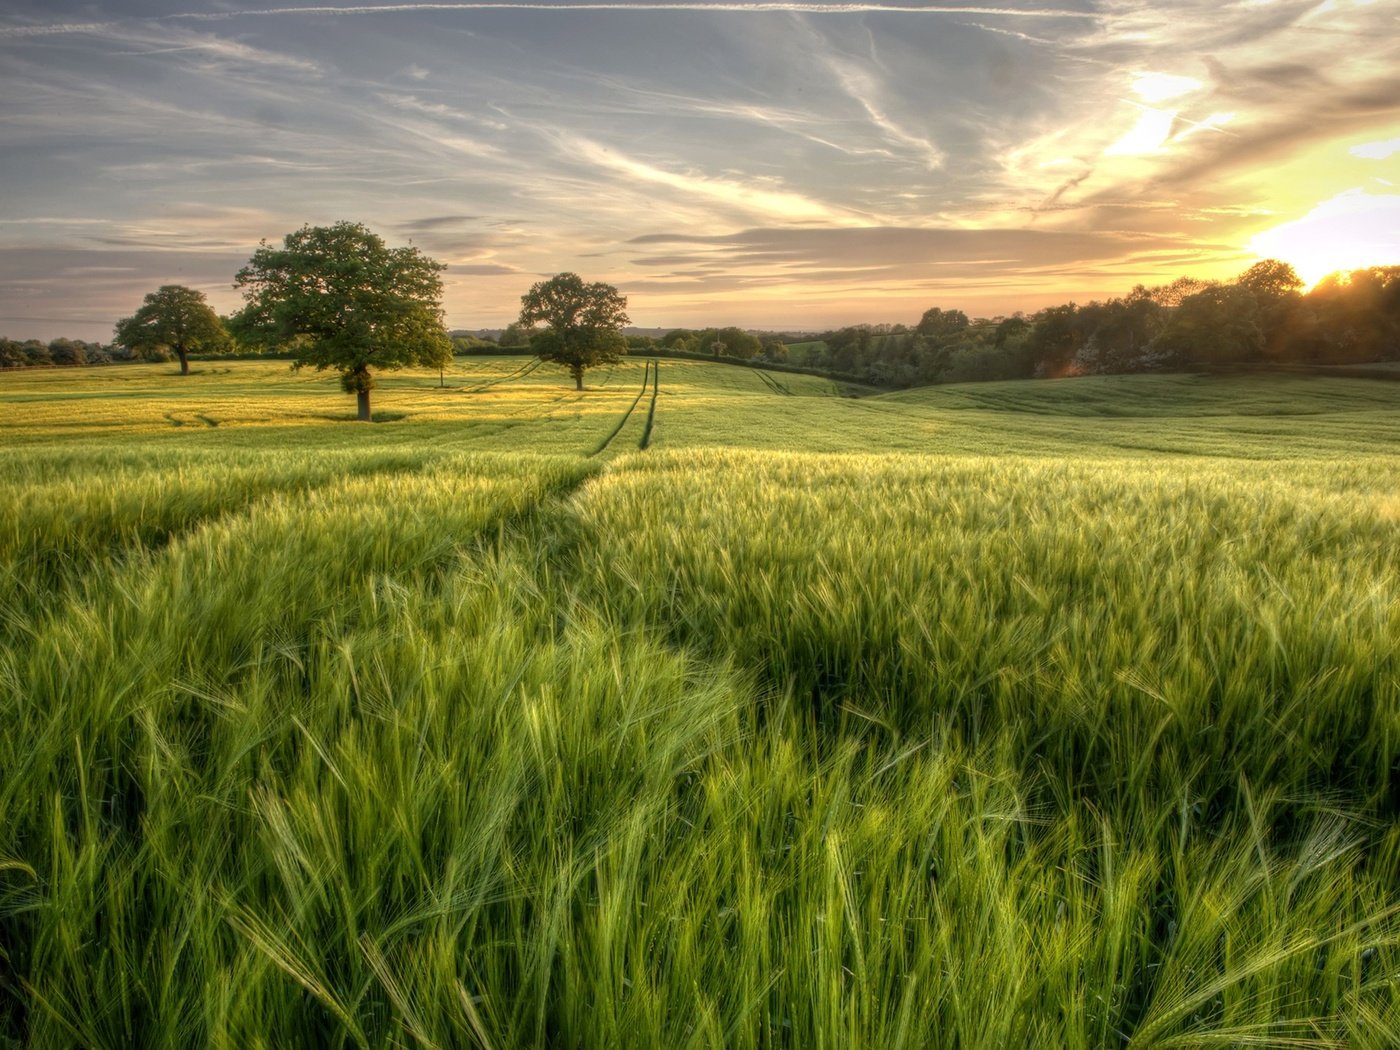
591,360,654,457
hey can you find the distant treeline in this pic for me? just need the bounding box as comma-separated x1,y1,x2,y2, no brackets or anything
0,337,129,368
11,262,1399,387
779,263,1400,387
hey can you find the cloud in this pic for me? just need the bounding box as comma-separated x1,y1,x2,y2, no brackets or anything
448,262,523,274
104,32,324,75
0,20,324,78
560,135,862,225
1351,136,1400,160
821,54,945,170
398,215,485,231
626,225,1220,283
0,21,115,39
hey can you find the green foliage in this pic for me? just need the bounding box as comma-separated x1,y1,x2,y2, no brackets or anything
1,338,108,368
232,222,452,419
497,321,534,348
451,333,496,354
45,338,85,366
657,327,762,359
1154,283,1264,367
1071,289,1165,375
701,326,762,359
660,327,698,349
519,272,629,389
1237,259,1304,299
783,339,828,365
752,260,1394,389
915,305,970,340
114,285,229,375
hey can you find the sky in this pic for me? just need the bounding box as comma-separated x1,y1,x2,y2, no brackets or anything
1,1,1398,341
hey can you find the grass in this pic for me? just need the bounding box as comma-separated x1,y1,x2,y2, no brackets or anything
2,358,1398,1047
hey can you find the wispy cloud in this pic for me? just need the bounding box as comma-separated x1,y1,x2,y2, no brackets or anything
562,134,861,224
106,30,325,75
163,4,1097,20
0,3,1098,40
0,22,115,39
822,54,945,169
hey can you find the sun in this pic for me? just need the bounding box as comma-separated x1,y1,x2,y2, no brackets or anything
1247,190,1400,287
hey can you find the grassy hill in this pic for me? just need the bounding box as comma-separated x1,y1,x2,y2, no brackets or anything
2,358,1398,1047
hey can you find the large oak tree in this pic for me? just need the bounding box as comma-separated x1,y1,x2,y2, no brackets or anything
518,272,629,390
232,222,451,421
114,285,229,376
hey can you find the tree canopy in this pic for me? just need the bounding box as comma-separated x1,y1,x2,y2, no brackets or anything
231,222,451,420
114,285,228,376
497,321,534,348
518,272,629,389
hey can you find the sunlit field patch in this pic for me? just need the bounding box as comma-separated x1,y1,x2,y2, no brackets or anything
2,358,1398,1046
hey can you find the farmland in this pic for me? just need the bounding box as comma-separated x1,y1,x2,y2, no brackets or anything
2,358,1399,1047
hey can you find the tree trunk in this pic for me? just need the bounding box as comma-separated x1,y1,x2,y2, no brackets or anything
357,388,372,422
573,364,584,391
177,348,189,375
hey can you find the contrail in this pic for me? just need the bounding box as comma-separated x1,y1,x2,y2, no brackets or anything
166,3,1096,19
0,22,115,38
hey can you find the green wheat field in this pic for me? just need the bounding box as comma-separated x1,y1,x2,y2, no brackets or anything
3,357,1400,1048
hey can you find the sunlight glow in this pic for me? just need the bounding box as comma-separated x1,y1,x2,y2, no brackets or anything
1247,189,1400,286
1132,72,1202,104
1105,108,1175,156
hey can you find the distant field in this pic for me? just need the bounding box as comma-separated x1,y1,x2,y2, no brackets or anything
3,358,1399,1047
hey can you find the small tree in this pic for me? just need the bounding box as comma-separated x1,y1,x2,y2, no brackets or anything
114,285,229,376
232,222,452,421
518,272,629,390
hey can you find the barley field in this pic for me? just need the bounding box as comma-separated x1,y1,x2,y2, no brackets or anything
2,358,1398,1047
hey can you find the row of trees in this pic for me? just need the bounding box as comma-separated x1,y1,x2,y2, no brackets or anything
0,337,127,369
56,223,631,419
797,262,1400,387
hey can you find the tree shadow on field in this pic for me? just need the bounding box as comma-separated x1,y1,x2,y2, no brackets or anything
313,411,411,423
